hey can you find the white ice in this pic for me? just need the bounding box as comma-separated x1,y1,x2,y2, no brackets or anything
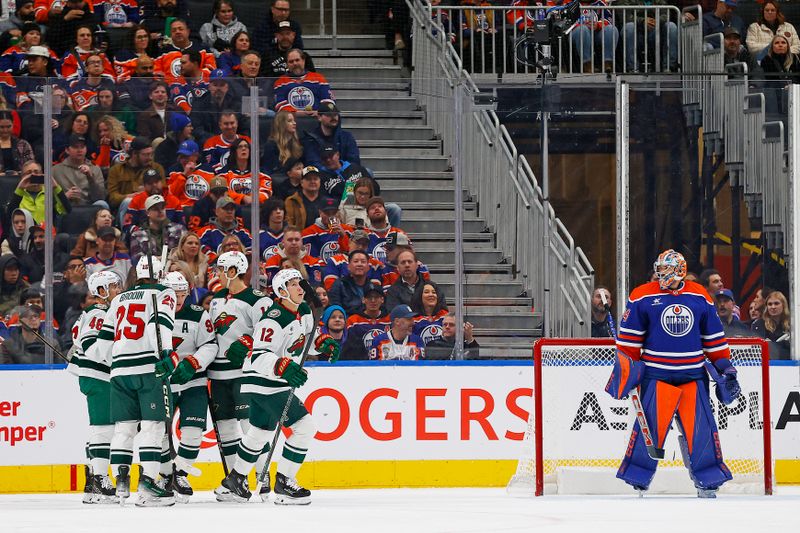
1,487,799,533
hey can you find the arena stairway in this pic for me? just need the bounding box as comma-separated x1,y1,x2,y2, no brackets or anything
302,30,541,358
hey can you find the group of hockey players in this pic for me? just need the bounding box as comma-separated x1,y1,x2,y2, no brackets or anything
68,249,338,507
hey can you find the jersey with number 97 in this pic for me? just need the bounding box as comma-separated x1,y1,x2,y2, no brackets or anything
96,283,177,378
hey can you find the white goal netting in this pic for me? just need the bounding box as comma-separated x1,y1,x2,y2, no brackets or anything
507,338,772,496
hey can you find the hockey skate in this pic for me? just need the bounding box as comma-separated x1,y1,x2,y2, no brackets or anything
697,488,718,499
259,472,270,503
171,470,194,503
115,465,131,503
92,475,119,504
273,473,311,505
216,470,252,503
82,466,95,504
136,475,176,507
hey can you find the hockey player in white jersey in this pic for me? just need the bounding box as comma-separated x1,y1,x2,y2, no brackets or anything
153,271,218,502
207,251,273,500
95,257,178,507
218,269,339,505
68,271,122,504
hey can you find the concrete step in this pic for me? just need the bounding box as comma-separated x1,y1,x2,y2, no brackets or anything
411,232,492,243
372,170,451,180
426,273,514,284
414,240,497,252
321,66,406,82
473,342,534,358
473,328,540,337
313,49,395,58
315,56,396,67
362,155,450,172
336,89,411,99
397,207,474,218
460,310,537,330
304,35,387,50
342,112,425,126
427,263,513,275
334,82,410,92
379,187,464,203
360,146,441,157
455,298,534,308
436,282,526,299
349,125,435,141
416,249,505,265
401,218,487,233
334,97,419,112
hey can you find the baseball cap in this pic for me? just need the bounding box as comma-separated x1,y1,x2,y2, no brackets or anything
318,101,339,115
27,45,50,58
723,26,740,37
320,144,337,158
142,168,162,183
365,196,385,211
276,20,294,32
351,228,370,243
68,134,87,147
364,284,384,298
177,139,199,156
129,136,151,153
216,195,236,209
715,288,735,302
96,226,117,240
722,0,736,6
301,166,320,178
209,176,228,191
320,197,339,212
390,304,415,321
145,194,166,210
386,231,411,249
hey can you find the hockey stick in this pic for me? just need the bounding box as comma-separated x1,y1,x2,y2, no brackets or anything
206,388,229,477
255,279,322,490
602,293,665,461
19,321,70,363
147,246,176,460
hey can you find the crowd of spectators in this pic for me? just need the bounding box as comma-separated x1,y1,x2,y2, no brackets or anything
591,267,793,359
0,0,481,364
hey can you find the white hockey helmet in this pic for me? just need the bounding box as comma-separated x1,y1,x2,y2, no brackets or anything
217,251,249,277
162,271,190,293
136,256,164,280
272,268,303,299
87,271,121,298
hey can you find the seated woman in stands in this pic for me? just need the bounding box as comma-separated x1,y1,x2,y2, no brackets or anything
410,281,449,347
759,34,800,80
217,30,252,76
91,115,133,176
262,110,303,174
113,25,156,82
199,0,248,57
340,177,374,227
70,207,127,259
746,0,800,61
0,111,35,176
219,138,273,205
752,290,791,359
168,232,209,290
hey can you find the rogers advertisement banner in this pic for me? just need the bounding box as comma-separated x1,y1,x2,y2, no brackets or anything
1,363,798,466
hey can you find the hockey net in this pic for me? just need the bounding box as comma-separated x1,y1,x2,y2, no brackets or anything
507,338,773,496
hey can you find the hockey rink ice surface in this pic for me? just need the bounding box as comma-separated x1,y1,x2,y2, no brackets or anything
1,487,799,533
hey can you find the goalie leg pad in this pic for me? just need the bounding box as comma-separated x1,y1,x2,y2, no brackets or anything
675,380,733,490
616,379,681,490
110,421,137,477
139,420,166,480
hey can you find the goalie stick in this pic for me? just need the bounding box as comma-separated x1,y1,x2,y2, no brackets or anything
602,292,665,461
255,279,323,492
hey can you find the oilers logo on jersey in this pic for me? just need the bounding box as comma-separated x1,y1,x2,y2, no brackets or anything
228,176,252,196
362,328,384,349
660,305,694,337
169,58,182,79
184,174,210,200
105,3,128,25
287,86,314,110
420,324,443,345
372,242,387,263
320,241,341,262
262,245,280,261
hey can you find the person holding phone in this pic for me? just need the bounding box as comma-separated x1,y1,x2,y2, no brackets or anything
7,160,72,225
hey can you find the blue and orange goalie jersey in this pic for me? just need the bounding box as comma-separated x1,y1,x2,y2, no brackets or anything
616,280,731,380
273,71,334,113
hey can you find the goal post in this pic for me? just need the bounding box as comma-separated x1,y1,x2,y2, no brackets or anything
509,337,773,496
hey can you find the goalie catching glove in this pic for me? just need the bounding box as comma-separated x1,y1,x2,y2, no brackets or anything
315,334,340,363
605,350,646,400
171,356,201,385
225,335,253,366
705,358,741,405
154,350,180,379
274,357,308,387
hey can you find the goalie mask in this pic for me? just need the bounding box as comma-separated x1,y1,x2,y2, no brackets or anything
653,249,687,290
272,268,303,304
135,256,164,281
217,251,248,287
87,271,121,299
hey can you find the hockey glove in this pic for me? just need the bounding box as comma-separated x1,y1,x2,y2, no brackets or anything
171,356,201,385
315,334,340,364
225,335,253,366
274,357,308,387
604,351,645,400
707,359,741,405
154,350,180,379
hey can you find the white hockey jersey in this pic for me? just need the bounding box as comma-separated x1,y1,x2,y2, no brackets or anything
241,301,319,396
96,283,177,378
208,287,273,381
170,303,218,392
67,303,110,382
